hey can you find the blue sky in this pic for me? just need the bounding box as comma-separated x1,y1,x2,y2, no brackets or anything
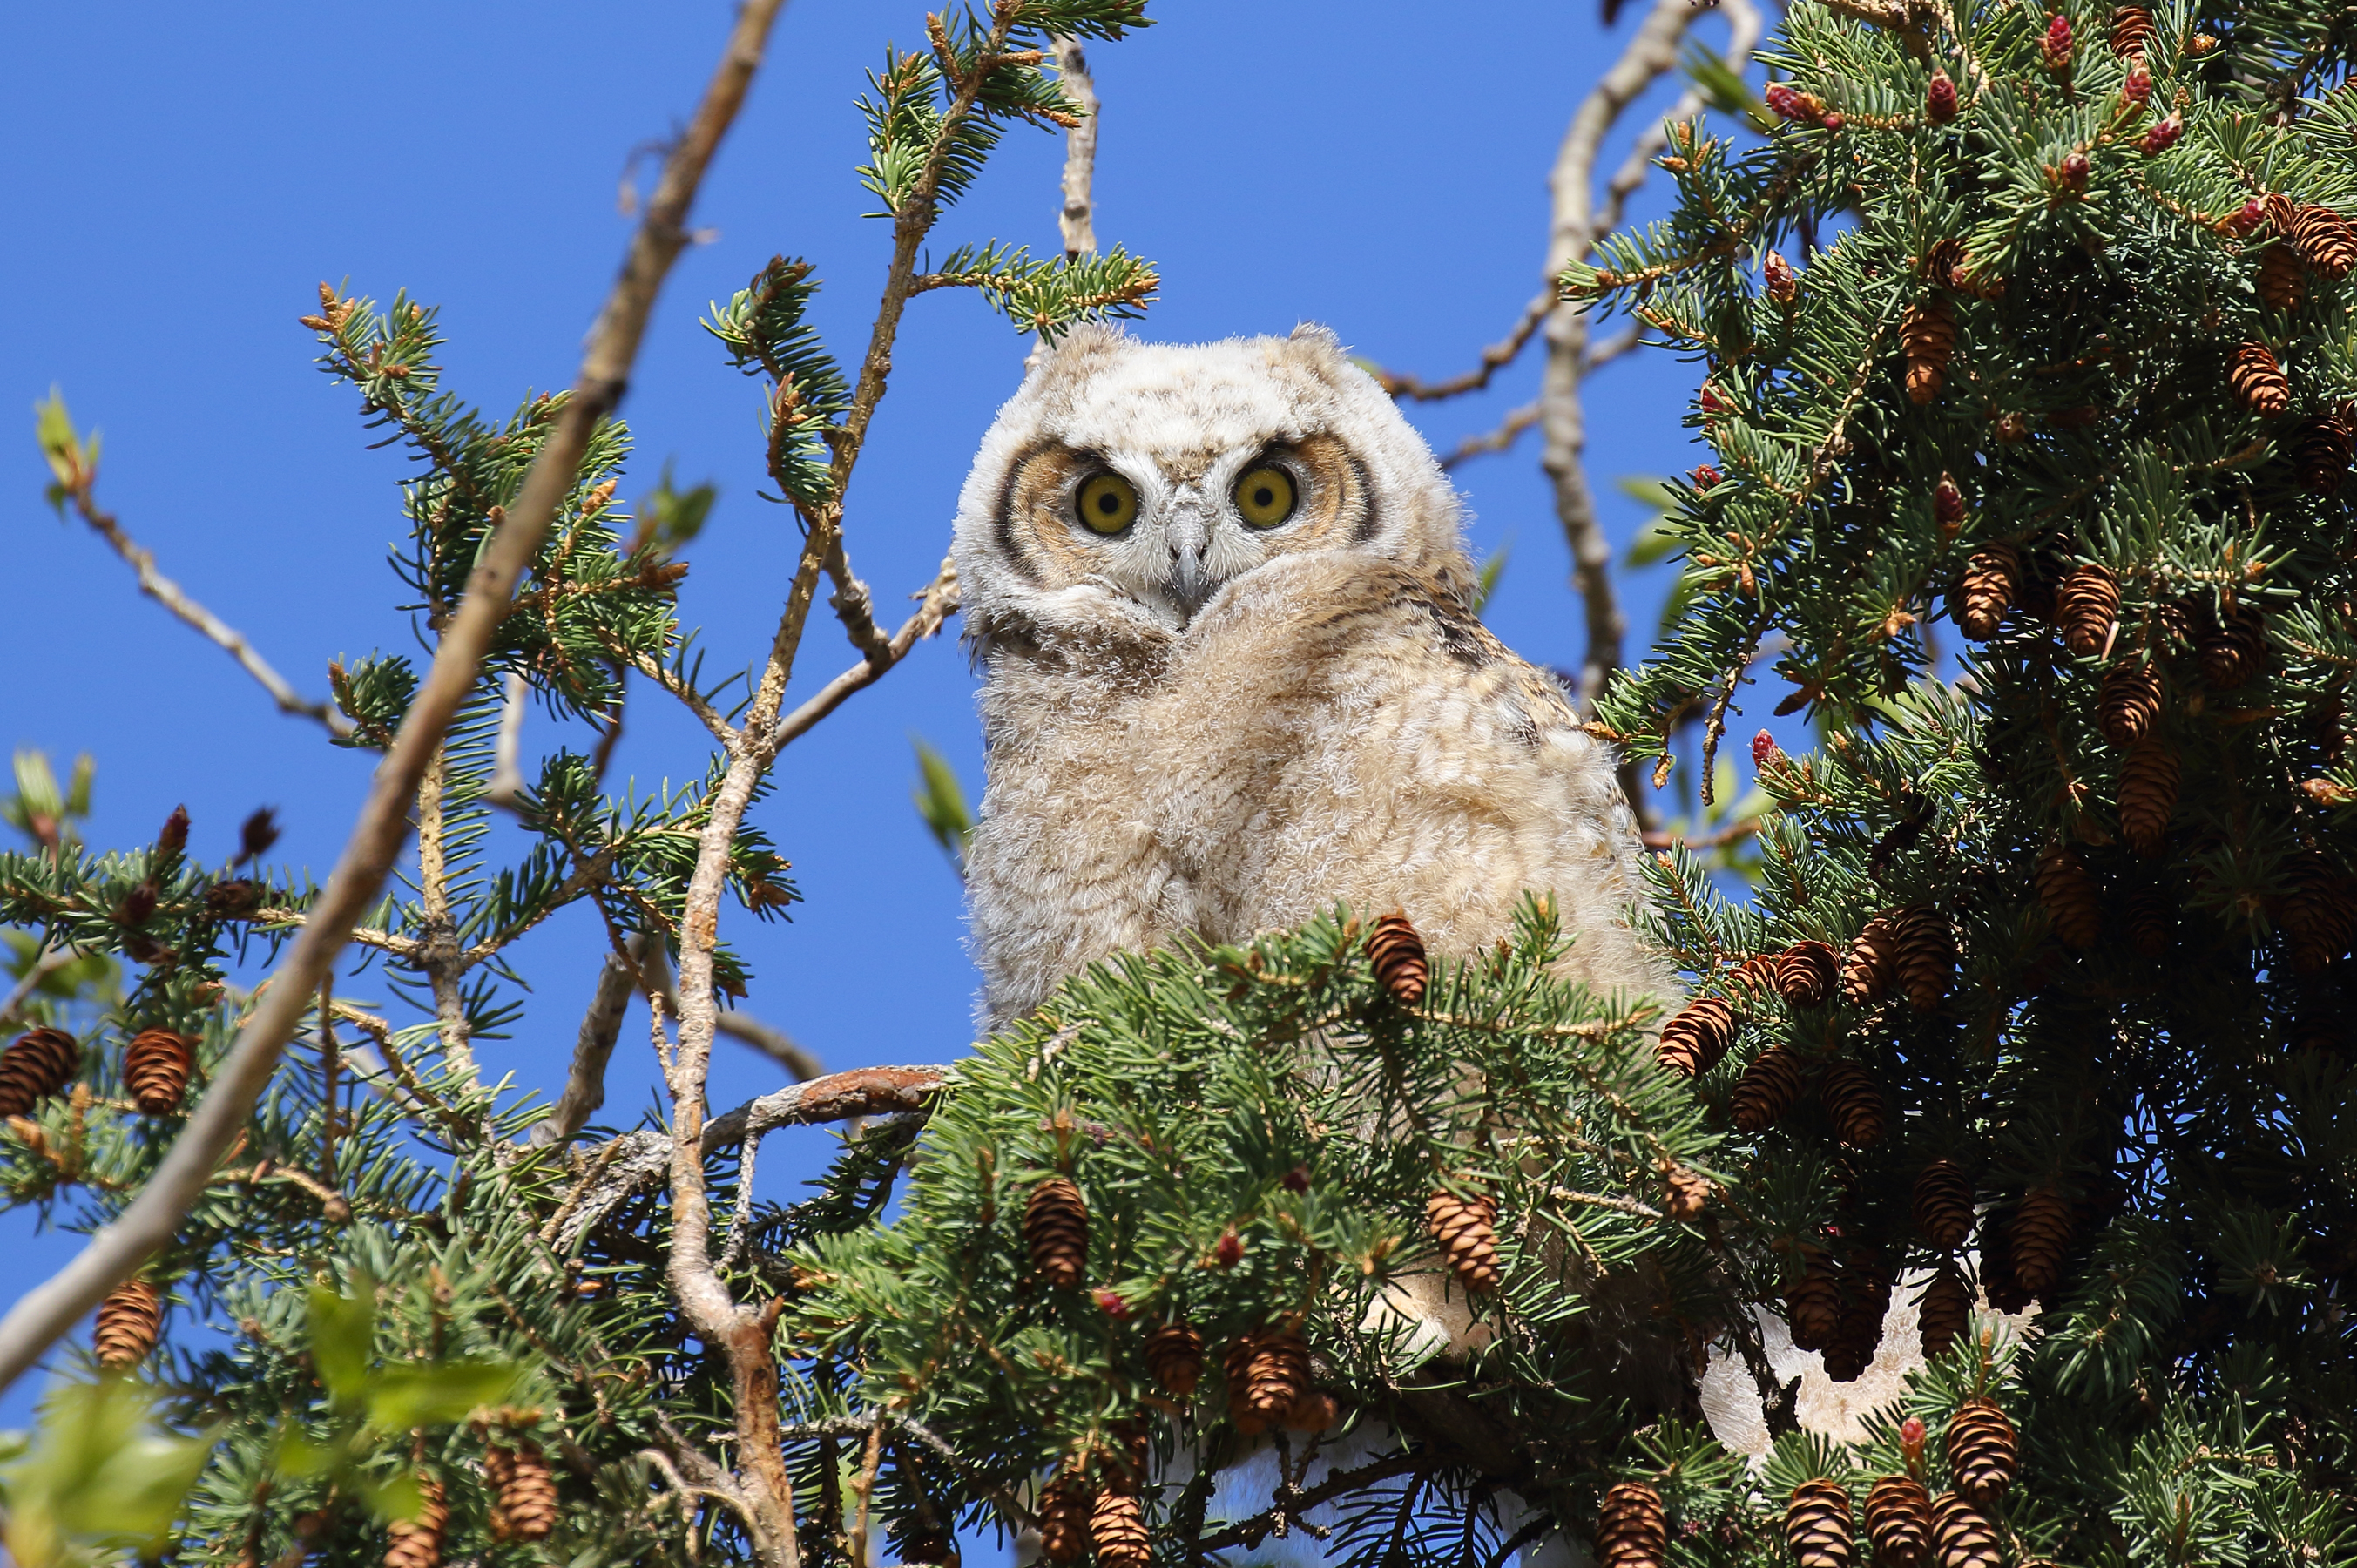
0,1,1758,1424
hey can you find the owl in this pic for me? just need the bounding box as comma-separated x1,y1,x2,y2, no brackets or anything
950,323,1675,1027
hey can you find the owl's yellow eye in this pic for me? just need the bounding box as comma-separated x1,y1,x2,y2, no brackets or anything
1076,472,1139,535
1233,465,1297,528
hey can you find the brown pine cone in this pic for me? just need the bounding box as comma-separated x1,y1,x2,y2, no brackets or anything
1951,544,2020,640
1662,1164,1714,1222
94,1276,161,1368
1786,1255,1844,1353
903,1525,956,1565
1428,1186,1503,1293
384,1477,449,1568
1913,1161,1976,1250
1893,906,1955,1013
1928,1494,2000,1568
1978,1219,2035,1315
2123,882,2174,958
0,1028,80,1119
1844,915,1900,1006
2011,1187,2075,1296
1658,996,1736,1077
1366,910,1428,1005
2289,202,2357,280
484,1440,558,1544
2197,603,2267,689
2256,242,2306,312
1597,1482,1667,1568
2036,843,2102,950
124,1028,195,1116
1823,1287,1885,1384
1024,1178,1090,1289
1231,1328,1311,1429
2229,341,2291,416
2108,4,2154,55
1819,1058,1887,1148
2292,405,2355,494
2098,660,2165,746
1091,1490,1151,1568
1786,1479,1856,1568
1866,1476,1935,1568
2056,564,2119,659
2279,853,2356,973
1732,1045,1808,1133
1946,1397,2019,1504
1039,1473,1092,1565
1144,1322,1205,1396
2118,739,2180,858
1903,299,1958,403
1729,952,1783,1004
1916,1268,1973,1360
1777,941,1840,1009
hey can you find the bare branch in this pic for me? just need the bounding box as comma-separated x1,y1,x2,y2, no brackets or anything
1051,37,1099,259
54,484,351,737
1642,818,1762,852
770,557,961,751
0,943,74,1031
0,0,790,1400
632,937,825,1081
487,671,531,808
1373,292,1552,402
1439,402,1540,471
530,938,645,1149
623,645,741,747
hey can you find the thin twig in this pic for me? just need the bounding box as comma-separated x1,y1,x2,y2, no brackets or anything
771,557,961,750
0,0,789,1400
0,942,72,1030
1374,293,1552,402
1641,818,1762,851
636,939,826,1080
1192,1452,1430,1554
1439,403,1541,471
49,481,352,737
530,938,644,1148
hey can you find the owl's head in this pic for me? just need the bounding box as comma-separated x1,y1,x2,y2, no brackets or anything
952,324,1474,647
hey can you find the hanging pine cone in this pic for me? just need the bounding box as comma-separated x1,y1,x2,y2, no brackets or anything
1844,915,1900,1005
1365,910,1428,1005
1893,906,1954,1013
2293,404,2356,494
1229,1328,1311,1429
1819,1058,1887,1148
1597,1482,1667,1568
2229,341,2291,416
1777,941,1840,1009
1866,1476,1935,1568
1731,1045,1807,1133
0,1028,79,1119
384,1477,449,1568
1144,1321,1205,1396
2257,243,2306,312
2279,853,2357,973
1662,1164,1714,1222
2098,661,2165,746
1946,1398,2019,1504
1657,996,1736,1077
2056,564,2119,659
1039,1473,1092,1565
1979,1218,2034,1314
2117,739,2180,858
1951,544,2020,640
2108,5,2154,55
1913,1160,1976,1249
1823,1285,1885,1384
1786,1480,1856,1568
903,1525,956,1565
2288,202,2357,280
1786,1254,1844,1353
1916,1268,1973,1360
484,1440,558,1543
1428,1185,1503,1292
94,1276,161,1368
1090,1490,1150,1568
2036,843,2102,950
2011,1187,2075,1296
124,1028,194,1116
2197,603,2267,689
1025,1178,1090,1289
2124,882,2175,958
1902,299,1958,403
1928,1495,2000,1568
1730,952,1783,1004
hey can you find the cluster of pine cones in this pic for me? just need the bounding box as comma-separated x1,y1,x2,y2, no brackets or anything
379,1428,558,1568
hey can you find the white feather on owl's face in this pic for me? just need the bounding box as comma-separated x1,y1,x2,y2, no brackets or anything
953,324,1476,645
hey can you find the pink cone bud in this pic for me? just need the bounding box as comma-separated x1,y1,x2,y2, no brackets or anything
1751,731,1783,769
1928,69,1958,124
2139,112,2182,155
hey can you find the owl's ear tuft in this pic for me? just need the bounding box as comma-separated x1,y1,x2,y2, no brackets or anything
1287,321,1349,356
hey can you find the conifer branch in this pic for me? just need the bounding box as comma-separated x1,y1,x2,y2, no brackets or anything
37,443,352,738
0,0,788,1398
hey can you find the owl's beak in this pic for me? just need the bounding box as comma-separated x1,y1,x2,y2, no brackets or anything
1165,509,1212,617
